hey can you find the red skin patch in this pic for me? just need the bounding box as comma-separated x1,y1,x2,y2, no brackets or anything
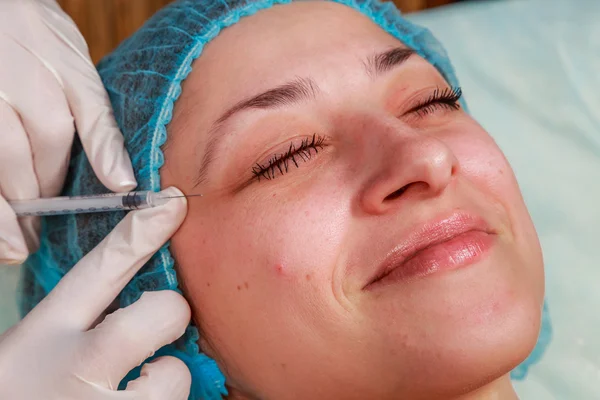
274,263,284,274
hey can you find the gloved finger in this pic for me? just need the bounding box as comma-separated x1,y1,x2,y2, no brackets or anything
0,32,74,198
62,64,137,193
124,356,192,400
30,187,187,331
83,290,191,386
34,0,137,192
0,98,42,253
0,195,28,265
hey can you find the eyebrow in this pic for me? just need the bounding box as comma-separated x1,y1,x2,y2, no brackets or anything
193,47,416,187
364,47,416,77
215,77,319,125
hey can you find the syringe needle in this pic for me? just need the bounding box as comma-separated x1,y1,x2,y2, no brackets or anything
160,194,204,199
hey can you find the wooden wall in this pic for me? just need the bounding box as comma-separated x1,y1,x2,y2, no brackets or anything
57,0,456,63
396,0,455,12
57,0,174,63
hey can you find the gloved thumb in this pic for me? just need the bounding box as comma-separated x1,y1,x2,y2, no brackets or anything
125,356,192,400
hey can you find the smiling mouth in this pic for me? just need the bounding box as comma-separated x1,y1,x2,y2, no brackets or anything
365,213,496,289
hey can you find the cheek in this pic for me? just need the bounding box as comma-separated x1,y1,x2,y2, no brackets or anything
171,181,352,342
449,124,544,298
450,123,527,221
215,190,348,282
453,131,513,191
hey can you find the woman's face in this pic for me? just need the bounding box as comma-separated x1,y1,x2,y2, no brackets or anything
162,2,544,399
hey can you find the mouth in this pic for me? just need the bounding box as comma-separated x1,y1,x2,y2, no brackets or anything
364,212,496,290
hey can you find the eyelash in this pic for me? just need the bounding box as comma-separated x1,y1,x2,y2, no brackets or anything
251,134,326,182
407,86,462,117
249,87,462,183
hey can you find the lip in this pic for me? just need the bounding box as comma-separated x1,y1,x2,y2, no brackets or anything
365,212,496,289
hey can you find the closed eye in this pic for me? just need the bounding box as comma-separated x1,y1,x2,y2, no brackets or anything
406,87,462,118
251,134,327,182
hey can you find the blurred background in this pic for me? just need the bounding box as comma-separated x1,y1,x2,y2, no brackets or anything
56,0,464,63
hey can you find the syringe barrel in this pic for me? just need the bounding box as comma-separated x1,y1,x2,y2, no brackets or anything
9,191,157,217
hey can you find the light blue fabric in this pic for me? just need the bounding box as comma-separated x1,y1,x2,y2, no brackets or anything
18,0,549,399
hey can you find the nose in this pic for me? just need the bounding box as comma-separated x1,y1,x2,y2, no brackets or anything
360,133,458,215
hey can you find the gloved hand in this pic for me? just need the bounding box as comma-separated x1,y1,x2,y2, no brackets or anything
0,0,137,264
0,187,192,400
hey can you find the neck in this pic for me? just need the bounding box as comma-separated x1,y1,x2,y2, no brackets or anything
454,374,518,400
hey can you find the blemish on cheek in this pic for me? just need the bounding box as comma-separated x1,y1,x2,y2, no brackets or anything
274,263,285,276
305,274,311,281
281,363,287,370
244,282,249,289
237,285,241,291
206,282,211,287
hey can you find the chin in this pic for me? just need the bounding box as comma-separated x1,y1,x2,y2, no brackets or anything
422,285,542,399
379,257,544,399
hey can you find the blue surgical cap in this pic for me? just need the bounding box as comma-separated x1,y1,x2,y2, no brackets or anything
20,0,551,399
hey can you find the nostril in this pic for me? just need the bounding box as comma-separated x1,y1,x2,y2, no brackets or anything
384,184,410,202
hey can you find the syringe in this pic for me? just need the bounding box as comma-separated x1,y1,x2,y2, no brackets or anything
9,190,202,217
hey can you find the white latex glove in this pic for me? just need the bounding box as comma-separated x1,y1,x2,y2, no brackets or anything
0,187,192,400
0,0,137,264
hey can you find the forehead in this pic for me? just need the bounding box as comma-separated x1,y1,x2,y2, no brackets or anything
176,1,405,123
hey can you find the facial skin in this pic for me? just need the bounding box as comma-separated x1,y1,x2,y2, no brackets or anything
161,2,544,399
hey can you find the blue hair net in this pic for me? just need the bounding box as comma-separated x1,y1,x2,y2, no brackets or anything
19,0,551,399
